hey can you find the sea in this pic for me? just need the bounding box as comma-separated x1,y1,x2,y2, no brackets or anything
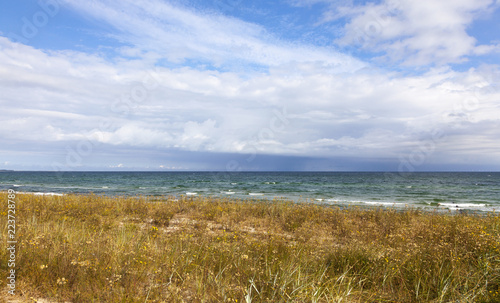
1,171,500,213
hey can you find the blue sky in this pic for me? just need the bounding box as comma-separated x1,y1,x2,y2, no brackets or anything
1,0,500,171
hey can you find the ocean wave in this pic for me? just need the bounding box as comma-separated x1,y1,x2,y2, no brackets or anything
363,201,404,206
326,199,404,206
17,191,64,196
438,203,487,209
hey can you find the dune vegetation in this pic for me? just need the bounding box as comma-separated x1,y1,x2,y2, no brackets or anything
1,192,500,302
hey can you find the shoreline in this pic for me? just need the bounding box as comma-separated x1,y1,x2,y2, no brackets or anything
4,189,498,215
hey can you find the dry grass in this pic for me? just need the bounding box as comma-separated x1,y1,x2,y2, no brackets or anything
1,192,500,302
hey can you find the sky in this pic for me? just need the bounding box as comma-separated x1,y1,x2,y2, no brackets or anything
1,0,500,172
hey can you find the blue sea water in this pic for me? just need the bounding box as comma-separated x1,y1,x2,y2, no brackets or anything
1,171,499,212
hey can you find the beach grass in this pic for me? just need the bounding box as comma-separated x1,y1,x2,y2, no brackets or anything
1,192,500,302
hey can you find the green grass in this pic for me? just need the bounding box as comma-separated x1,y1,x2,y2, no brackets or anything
1,192,500,302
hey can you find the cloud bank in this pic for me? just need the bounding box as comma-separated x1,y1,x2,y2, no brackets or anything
1,0,500,171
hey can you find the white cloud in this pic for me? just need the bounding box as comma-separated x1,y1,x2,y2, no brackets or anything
60,0,365,72
333,0,499,65
108,163,124,168
2,34,500,167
